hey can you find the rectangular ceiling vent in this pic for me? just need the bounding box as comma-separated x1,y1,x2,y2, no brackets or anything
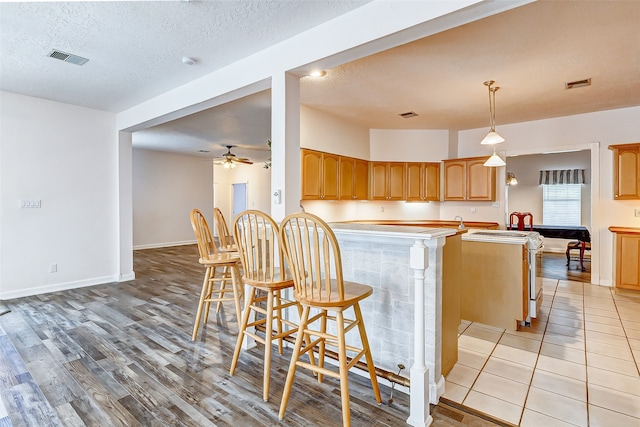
47,49,89,66
399,111,418,119
565,78,591,90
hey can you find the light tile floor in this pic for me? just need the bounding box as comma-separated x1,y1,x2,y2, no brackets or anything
444,278,640,426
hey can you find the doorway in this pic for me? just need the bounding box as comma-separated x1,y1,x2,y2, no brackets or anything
505,145,597,284
233,183,247,218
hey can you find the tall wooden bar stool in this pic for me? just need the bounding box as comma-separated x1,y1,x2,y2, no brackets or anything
278,212,381,427
229,210,310,401
213,207,237,252
190,208,242,340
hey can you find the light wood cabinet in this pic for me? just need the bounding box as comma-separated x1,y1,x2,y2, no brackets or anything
301,149,339,200
610,227,640,292
370,162,406,200
461,240,528,330
609,143,640,199
339,156,369,200
443,156,496,201
442,233,461,376
406,162,440,201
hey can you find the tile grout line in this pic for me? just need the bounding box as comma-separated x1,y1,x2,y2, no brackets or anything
611,290,640,378
517,278,557,427
582,280,590,427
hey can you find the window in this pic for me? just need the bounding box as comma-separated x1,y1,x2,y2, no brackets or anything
542,184,581,226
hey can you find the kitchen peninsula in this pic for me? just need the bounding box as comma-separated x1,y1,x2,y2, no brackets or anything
326,222,459,427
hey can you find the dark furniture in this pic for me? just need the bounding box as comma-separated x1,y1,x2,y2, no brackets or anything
532,225,591,271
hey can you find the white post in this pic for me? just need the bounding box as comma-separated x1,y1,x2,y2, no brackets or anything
424,237,447,403
407,239,432,427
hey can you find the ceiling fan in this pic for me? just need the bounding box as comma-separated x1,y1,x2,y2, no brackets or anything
213,145,254,168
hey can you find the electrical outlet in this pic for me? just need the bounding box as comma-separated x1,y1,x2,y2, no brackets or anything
49,263,57,273
635,208,640,217
380,206,384,213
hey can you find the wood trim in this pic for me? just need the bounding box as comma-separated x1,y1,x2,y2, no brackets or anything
609,226,640,234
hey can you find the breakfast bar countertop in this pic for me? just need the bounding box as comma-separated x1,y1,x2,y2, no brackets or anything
339,219,499,229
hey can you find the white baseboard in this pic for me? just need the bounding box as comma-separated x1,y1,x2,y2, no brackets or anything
133,240,196,250
0,275,120,300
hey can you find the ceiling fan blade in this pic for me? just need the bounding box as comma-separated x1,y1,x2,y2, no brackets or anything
234,158,253,164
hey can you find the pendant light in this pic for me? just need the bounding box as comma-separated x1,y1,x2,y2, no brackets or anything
481,80,506,167
481,80,504,145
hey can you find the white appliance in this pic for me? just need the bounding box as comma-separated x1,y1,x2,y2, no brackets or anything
462,230,544,323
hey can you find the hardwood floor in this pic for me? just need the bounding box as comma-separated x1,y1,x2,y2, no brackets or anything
0,244,500,427
541,251,591,283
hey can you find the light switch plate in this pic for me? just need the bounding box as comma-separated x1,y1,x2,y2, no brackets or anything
634,208,640,217
19,199,41,208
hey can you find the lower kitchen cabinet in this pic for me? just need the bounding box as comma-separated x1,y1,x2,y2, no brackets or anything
442,233,461,376
461,240,528,330
609,226,640,291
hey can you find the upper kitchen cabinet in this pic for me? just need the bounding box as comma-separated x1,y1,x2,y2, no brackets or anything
301,149,339,200
370,162,406,200
407,162,440,202
339,156,369,200
609,143,640,199
443,156,496,201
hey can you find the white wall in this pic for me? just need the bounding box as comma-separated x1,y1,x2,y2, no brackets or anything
132,149,213,249
0,91,118,299
300,105,370,159
370,129,449,162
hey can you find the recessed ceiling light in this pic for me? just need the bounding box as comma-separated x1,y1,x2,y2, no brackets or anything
565,78,591,89
399,111,418,119
309,70,327,78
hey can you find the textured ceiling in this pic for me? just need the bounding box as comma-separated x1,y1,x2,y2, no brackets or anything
0,0,369,112
2,1,640,163
301,1,640,131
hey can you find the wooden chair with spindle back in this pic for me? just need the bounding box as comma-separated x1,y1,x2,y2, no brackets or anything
277,212,381,427
213,207,237,252
229,210,312,402
189,208,242,340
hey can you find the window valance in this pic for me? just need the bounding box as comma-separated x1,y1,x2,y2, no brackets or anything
539,169,586,185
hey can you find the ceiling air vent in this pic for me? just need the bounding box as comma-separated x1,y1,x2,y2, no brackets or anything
399,111,418,119
565,78,591,90
47,49,89,66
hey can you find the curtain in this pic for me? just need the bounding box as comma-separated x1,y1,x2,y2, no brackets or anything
539,169,585,185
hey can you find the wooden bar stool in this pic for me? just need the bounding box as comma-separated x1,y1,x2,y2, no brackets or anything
213,207,237,252
190,208,242,340
229,210,311,402
278,212,381,427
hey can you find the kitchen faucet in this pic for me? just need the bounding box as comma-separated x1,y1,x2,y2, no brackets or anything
454,215,465,230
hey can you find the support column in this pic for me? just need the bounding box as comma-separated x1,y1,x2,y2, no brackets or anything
118,130,134,282
407,239,432,427
270,72,300,222
424,236,447,404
